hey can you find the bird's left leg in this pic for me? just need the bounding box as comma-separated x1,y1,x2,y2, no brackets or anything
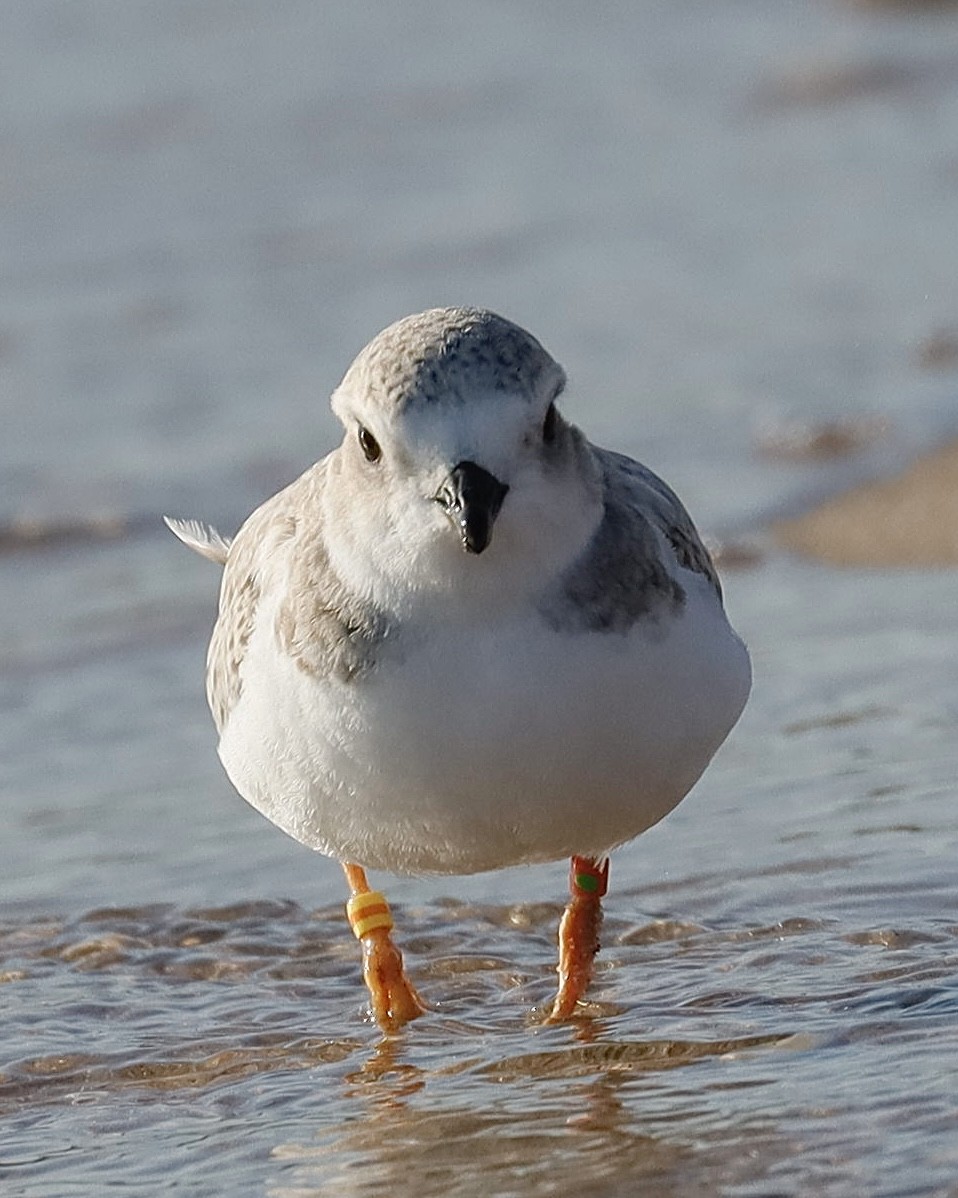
546,856,609,1022
343,863,426,1033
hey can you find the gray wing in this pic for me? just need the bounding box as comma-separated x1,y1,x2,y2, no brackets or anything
206,460,390,734
205,490,286,734
598,448,722,598
541,446,720,635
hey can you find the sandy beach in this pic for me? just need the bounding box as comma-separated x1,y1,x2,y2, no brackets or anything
774,438,958,566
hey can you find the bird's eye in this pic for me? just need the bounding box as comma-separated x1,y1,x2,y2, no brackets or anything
358,426,381,463
542,402,558,444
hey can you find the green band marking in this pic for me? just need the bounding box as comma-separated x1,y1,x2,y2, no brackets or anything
575,872,600,894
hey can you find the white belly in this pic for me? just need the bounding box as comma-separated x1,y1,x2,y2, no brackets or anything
218,577,750,875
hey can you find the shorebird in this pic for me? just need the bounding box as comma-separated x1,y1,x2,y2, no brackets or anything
167,307,751,1031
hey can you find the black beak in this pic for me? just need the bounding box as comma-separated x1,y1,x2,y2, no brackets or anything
434,460,509,555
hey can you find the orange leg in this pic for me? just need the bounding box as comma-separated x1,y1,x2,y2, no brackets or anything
546,856,609,1022
343,863,426,1033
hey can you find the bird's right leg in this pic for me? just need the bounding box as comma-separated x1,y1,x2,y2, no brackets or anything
342,863,426,1033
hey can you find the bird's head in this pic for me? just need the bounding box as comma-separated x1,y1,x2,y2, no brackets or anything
325,308,602,612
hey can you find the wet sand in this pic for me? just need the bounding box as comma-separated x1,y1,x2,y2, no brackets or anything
773,438,958,566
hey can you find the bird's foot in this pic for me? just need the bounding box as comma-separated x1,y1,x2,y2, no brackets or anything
345,879,426,1033
545,856,608,1023
358,926,427,1032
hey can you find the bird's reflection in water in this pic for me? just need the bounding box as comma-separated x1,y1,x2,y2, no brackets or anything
267,1022,791,1198
343,1035,426,1102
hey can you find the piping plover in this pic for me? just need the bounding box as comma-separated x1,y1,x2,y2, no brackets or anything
167,307,751,1029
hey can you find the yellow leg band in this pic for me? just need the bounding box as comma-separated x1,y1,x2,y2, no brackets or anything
346,891,394,940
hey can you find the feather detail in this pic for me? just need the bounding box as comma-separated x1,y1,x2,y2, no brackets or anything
163,516,232,565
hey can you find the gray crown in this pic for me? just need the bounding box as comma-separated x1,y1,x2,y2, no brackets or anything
337,307,566,413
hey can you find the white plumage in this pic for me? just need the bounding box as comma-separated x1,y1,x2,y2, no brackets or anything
170,307,750,878
163,517,231,566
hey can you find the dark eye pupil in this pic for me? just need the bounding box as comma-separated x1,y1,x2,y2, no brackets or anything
543,403,557,444
358,426,381,462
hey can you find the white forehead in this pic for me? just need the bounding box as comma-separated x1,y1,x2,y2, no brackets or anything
396,388,532,475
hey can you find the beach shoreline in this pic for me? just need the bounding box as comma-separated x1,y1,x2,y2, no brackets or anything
773,436,958,566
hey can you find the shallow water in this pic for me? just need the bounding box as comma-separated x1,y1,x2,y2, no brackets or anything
3,2,958,1195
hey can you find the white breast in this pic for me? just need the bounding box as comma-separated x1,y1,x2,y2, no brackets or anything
217,571,751,876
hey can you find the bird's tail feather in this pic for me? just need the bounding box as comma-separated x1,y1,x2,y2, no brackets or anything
163,516,231,565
